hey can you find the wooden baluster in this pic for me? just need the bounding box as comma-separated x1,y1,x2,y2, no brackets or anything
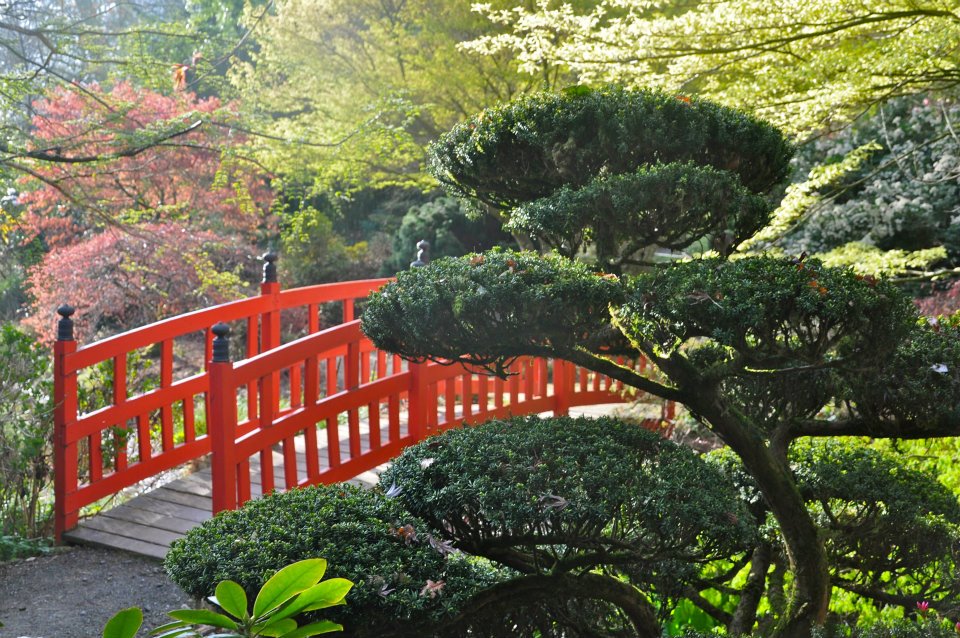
160,339,174,451
346,341,361,458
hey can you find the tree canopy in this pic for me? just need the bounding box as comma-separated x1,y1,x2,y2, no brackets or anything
465,0,960,135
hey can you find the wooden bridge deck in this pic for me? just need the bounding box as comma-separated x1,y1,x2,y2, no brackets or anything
63,404,621,559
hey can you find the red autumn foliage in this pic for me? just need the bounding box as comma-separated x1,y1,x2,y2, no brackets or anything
916,282,960,318
18,82,274,249
24,223,257,344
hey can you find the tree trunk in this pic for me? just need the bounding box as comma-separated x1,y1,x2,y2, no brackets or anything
729,543,772,635
693,397,831,638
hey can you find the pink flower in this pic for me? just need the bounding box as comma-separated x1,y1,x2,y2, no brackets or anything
916,601,930,617
954,620,960,635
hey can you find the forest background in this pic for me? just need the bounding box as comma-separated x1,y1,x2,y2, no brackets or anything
3,0,960,569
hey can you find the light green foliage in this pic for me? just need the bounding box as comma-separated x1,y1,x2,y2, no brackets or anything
0,324,52,539
466,1,960,135
103,560,350,638
816,243,947,278
279,205,379,286
742,143,881,252
776,94,960,274
711,440,960,619
230,0,572,189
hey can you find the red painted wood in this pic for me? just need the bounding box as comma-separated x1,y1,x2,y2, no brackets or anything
54,339,78,541
66,439,209,509
407,362,426,441
209,360,238,513
160,339,174,452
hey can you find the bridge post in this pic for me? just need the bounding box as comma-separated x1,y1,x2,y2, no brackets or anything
406,240,431,439
260,252,281,416
209,323,238,513
553,359,571,416
53,304,78,542
260,251,281,352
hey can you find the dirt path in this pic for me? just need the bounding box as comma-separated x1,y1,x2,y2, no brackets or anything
0,545,193,638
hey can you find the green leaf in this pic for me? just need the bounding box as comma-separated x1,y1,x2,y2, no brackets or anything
254,618,298,637
167,609,238,631
269,579,353,621
214,580,249,620
149,620,189,635
299,580,354,612
253,559,327,618
280,621,343,638
103,608,143,638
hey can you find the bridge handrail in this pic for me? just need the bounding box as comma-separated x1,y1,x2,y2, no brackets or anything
53,264,390,539
53,257,673,539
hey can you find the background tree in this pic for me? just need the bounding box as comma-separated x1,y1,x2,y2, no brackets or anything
23,222,255,344
361,86,960,637
16,82,273,247
228,0,592,192
464,0,960,136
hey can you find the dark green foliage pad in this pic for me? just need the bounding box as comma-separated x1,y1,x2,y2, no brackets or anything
429,85,794,211
362,249,627,375
381,415,756,597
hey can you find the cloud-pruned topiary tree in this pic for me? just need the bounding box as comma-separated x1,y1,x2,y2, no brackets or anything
361,86,960,638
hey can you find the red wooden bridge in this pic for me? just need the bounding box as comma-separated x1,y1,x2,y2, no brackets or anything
52,254,673,558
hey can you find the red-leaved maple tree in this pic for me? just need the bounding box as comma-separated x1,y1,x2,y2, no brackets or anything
18,82,274,249
24,223,257,344
16,82,275,340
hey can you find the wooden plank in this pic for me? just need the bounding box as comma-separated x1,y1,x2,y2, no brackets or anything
78,514,183,547
148,486,213,510
162,473,214,496
99,503,202,535
124,495,212,524
64,525,168,560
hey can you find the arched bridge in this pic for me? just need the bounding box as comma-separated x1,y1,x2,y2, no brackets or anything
53,254,673,558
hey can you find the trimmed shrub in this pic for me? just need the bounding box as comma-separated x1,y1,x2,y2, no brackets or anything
429,85,793,211
362,249,630,375
164,484,503,637
381,415,756,603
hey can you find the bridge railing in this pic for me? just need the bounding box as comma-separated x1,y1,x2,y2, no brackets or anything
206,319,670,513
53,251,675,537
52,252,390,539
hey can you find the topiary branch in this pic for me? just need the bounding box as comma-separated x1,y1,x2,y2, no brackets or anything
558,346,684,402
424,572,662,638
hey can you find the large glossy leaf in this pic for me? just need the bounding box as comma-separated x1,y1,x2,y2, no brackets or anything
270,579,354,622
253,559,327,618
167,609,238,630
254,618,298,637
280,621,343,638
103,608,142,638
214,580,248,620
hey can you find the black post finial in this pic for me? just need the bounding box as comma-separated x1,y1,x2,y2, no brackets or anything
410,239,430,268
56,304,75,342
212,323,231,362
261,251,278,284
